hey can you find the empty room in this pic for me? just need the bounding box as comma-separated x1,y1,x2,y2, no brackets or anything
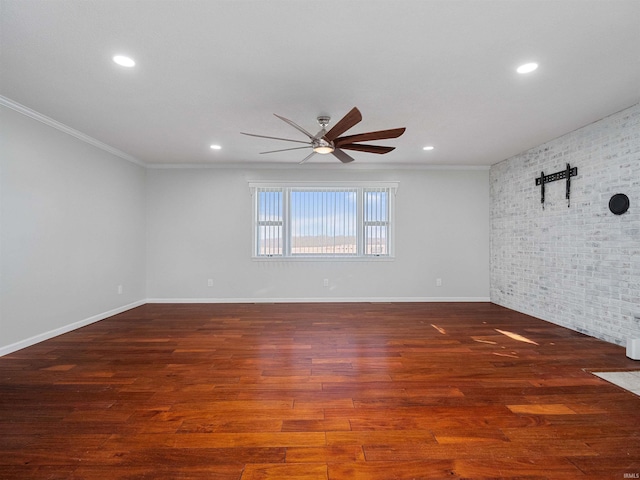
1,1,639,479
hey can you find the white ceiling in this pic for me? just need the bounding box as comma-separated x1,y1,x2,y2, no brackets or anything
2,0,639,167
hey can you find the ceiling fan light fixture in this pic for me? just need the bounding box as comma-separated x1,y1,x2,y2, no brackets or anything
313,145,335,154
312,138,334,154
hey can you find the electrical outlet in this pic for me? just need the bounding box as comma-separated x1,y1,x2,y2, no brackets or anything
436,278,442,287
117,285,123,294
207,279,213,287
323,278,329,287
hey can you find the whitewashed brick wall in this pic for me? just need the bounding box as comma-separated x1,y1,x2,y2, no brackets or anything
490,103,640,346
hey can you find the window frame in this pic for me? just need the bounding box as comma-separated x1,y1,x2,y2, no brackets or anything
250,181,398,261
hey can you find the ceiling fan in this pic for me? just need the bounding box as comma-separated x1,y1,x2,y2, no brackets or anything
241,107,406,164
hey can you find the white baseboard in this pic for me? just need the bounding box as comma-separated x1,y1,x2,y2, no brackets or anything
146,296,491,304
0,300,146,357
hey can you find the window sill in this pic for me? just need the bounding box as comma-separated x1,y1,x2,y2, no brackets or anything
252,256,395,262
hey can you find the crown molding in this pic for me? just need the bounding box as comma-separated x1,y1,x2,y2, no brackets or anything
0,95,146,167
147,161,491,171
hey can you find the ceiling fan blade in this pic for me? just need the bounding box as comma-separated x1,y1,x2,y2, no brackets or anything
323,107,362,142
298,151,317,164
241,132,312,145
334,127,406,147
260,146,312,154
332,148,355,164
339,144,396,154
274,114,316,139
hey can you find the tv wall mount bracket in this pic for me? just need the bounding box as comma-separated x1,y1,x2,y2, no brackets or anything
535,163,578,209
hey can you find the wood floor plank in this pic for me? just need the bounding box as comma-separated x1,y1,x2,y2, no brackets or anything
241,463,327,480
326,430,436,446
506,403,578,415
328,460,455,480
81,446,286,466
169,432,327,448
1,302,639,479
72,465,245,480
281,419,351,432
453,457,587,479
0,466,77,480
285,446,365,463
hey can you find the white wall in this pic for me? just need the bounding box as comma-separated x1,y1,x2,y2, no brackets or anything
146,167,490,302
0,106,147,354
490,103,640,346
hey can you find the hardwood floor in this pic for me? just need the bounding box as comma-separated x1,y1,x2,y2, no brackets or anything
1,302,639,479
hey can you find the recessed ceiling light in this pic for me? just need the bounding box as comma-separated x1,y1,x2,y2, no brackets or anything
210,144,222,150
423,146,435,151
113,55,135,67
517,62,538,74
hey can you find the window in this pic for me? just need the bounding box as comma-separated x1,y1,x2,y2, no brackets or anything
251,182,397,259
